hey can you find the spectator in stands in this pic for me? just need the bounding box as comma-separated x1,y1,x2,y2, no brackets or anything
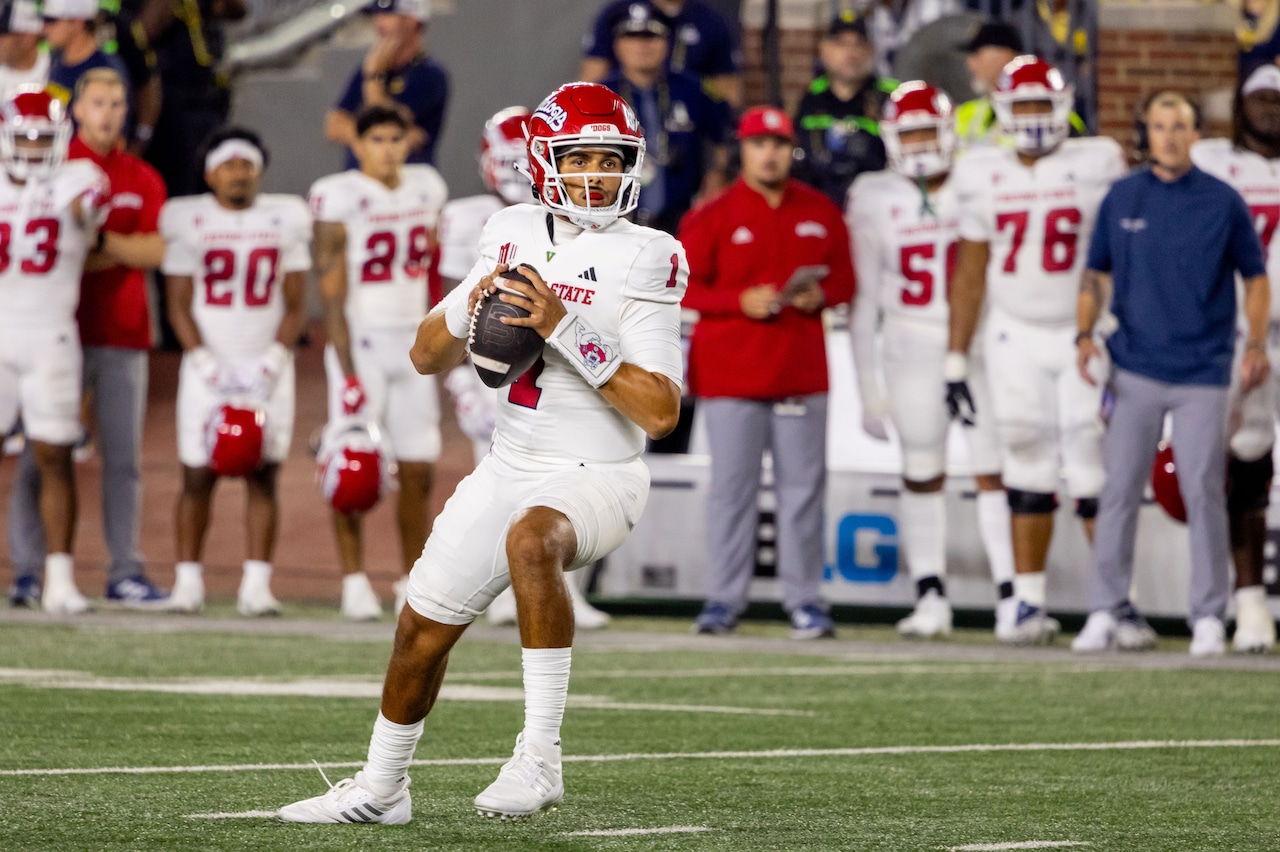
133,0,245,197
681,106,855,640
954,20,1022,149
792,11,892,208
7,68,169,608
581,0,741,106
0,0,48,97
1239,0,1280,79
326,0,447,169
107,6,162,154
868,0,960,78
1073,92,1269,657
43,0,130,106
601,2,729,234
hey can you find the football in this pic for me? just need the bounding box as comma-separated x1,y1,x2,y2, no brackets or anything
469,267,546,389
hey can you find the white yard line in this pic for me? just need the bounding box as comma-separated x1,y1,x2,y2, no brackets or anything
945,843,1092,851
4,739,1278,778
185,811,278,820
564,826,714,837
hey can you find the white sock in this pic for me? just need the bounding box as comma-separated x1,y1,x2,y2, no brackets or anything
977,490,1016,586
1014,571,1047,608
899,490,946,583
343,572,373,595
363,712,423,796
44,553,74,586
242,560,272,584
175,562,202,582
522,646,572,751
1237,585,1267,606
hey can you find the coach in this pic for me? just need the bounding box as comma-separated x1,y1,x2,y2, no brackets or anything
679,106,855,639
1074,92,1269,656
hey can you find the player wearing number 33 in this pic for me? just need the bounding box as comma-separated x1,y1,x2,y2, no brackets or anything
308,105,448,622
278,82,688,824
946,56,1125,645
160,128,312,617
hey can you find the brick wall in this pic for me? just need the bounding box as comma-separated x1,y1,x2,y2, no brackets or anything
740,0,826,113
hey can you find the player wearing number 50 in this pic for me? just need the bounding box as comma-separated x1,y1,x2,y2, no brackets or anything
0,88,108,615
160,129,311,616
947,57,1125,645
308,105,448,622
279,82,687,824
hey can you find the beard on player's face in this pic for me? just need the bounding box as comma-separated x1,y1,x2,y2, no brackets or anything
1244,93,1280,146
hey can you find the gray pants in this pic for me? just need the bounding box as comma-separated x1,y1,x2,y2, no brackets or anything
702,395,828,614
1090,367,1230,623
9,347,148,584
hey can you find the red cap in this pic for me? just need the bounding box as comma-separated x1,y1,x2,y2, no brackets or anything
737,106,795,141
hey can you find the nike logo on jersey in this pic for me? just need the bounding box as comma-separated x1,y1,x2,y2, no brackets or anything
731,226,754,244
549,282,595,305
578,267,598,282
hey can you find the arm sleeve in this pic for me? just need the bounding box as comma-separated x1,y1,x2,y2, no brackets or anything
159,204,196,276
1230,191,1268,279
677,206,741,317
1085,190,1114,273
335,69,362,113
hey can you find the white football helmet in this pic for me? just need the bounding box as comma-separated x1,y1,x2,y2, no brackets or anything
317,418,393,515
991,55,1074,155
0,87,71,181
881,81,956,179
481,106,533,205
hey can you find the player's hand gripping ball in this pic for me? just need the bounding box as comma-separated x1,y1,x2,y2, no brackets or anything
469,266,546,389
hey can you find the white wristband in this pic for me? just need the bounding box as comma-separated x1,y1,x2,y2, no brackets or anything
547,312,622,389
943,351,968,382
445,290,473,339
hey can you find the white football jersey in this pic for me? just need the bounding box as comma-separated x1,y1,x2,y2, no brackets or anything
308,165,448,329
953,137,1126,325
439,204,688,468
847,169,958,328
160,193,312,361
438,194,505,281
0,159,107,330
1191,138,1280,319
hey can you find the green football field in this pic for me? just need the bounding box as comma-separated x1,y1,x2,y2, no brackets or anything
2,608,1279,852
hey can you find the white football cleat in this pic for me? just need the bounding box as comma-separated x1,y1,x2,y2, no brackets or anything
486,587,518,626
41,581,90,615
1232,590,1276,654
278,769,411,824
393,576,408,617
238,575,282,618
165,565,205,613
896,589,952,639
341,573,383,621
568,577,611,630
1071,610,1117,653
474,733,564,819
996,601,1060,646
1189,616,1227,657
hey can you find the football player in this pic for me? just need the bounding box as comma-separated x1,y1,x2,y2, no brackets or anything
1191,64,1280,653
161,128,311,616
0,87,107,614
849,82,1017,639
279,82,686,825
947,57,1126,645
308,105,448,621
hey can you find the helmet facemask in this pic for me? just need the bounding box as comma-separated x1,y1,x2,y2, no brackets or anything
883,118,955,179
528,134,645,230
1,118,69,182
483,139,533,205
992,89,1074,155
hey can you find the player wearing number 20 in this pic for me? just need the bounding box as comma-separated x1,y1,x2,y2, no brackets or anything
308,105,448,621
947,57,1125,645
161,128,312,616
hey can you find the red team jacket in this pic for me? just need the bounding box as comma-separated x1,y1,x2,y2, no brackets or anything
679,178,856,399
71,136,167,350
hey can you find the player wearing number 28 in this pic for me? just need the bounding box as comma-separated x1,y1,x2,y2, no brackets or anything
278,82,687,824
308,105,448,620
946,57,1125,645
161,128,312,616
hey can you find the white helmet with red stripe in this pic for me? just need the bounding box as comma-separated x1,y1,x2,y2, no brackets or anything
205,403,266,478
0,86,70,181
481,106,533,205
991,55,1074,155
317,418,392,515
881,81,956,179
526,82,645,230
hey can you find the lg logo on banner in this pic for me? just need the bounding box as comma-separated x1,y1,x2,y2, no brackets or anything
825,513,898,583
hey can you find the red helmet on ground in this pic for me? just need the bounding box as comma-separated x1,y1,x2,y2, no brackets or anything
991,55,1074,155
526,82,645,230
205,403,265,478
881,81,956,179
1151,442,1187,523
481,106,532,205
317,419,389,515
0,86,70,181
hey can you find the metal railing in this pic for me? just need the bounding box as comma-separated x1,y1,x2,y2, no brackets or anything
223,0,366,71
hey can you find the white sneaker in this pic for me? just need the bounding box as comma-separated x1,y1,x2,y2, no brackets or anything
42,581,90,615
165,567,204,613
393,576,408,617
1189,616,1227,657
486,587,518,626
896,589,952,639
278,769,411,824
341,573,383,621
1114,603,1158,651
994,596,1018,638
996,601,1060,646
1233,590,1276,654
474,733,564,819
568,577,610,630
1071,610,1117,653
238,576,282,617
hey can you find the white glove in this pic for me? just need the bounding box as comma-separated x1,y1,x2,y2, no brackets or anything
249,342,290,400
188,347,228,392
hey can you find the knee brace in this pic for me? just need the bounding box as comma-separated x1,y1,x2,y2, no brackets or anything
1007,488,1057,515
1075,497,1099,520
1228,452,1273,515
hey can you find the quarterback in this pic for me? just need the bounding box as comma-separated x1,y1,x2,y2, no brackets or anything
279,82,687,824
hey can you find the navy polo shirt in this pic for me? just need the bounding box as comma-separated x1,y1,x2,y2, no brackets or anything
336,54,448,167
584,0,739,78
1087,165,1266,386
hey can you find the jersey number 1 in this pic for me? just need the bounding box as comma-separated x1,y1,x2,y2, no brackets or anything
507,357,545,409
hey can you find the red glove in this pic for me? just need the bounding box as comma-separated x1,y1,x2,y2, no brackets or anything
340,375,366,415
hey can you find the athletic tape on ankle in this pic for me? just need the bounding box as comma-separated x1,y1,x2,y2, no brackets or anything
547,313,621,388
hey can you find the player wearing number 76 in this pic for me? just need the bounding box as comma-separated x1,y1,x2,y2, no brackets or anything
946,56,1125,645
307,105,448,621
